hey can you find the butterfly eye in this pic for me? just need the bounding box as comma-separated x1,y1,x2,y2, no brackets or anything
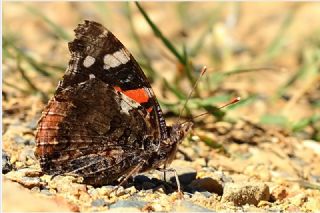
181,122,193,133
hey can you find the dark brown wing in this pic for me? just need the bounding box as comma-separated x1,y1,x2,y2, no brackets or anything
35,20,173,185
60,20,167,140
35,78,154,185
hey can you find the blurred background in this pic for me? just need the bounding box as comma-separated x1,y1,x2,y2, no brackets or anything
2,2,320,212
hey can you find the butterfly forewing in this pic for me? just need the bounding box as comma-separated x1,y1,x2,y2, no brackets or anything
62,20,167,139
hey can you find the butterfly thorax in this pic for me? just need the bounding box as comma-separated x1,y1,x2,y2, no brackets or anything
145,122,193,169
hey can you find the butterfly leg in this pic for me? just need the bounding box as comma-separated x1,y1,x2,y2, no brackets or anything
110,161,146,196
118,161,145,187
163,164,167,182
156,167,182,196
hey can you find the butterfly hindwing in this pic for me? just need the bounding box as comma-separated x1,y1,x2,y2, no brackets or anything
36,78,155,185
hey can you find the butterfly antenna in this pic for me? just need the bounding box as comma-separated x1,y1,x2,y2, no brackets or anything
178,66,207,123
218,96,241,109
181,96,241,124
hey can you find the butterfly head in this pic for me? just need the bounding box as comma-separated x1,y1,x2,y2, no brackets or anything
168,121,193,145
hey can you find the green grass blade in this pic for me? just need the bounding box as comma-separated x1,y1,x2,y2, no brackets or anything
124,3,157,79
198,133,228,153
3,36,53,77
16,55,41,93
292,114,320,132
260,114,289,127
278,46,320,97
135,2,185,65
3,80,30,94
14,46,53,77
259,8,297,62
182,43,196,85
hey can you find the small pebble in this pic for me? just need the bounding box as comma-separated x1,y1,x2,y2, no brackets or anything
289,193,307,207
31,186,41,193
108,207,141,212
2,150,12,174
13,135,28,145
189,177,223,195
19,177,42,189
98,185,116,196
192,191,207,199
56,182,86,195
18,168,42,177
124,186,137,194
222,182,270,206
4,168,44,189
91,198,106,207
87,187,99,197
304,197,320,211
200,191,213,198
26,117,39,130
110,200,147,209
270,185,288,201
173,200,214,212
40,189,55,196
19,148,36,163
115,186,126,196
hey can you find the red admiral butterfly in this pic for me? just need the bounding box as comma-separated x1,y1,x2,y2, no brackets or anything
35,20,193,186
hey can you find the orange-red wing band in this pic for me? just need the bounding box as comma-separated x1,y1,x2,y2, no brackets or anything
113,86,149,104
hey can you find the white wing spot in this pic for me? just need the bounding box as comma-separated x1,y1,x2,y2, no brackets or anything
89,74,96,79
113,49,130,64
104,54,121,69
117,92,140,115
103,48,131,70
103,64,111,70
83,56,95,68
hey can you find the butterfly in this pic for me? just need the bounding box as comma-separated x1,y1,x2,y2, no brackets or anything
35,20,192,186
